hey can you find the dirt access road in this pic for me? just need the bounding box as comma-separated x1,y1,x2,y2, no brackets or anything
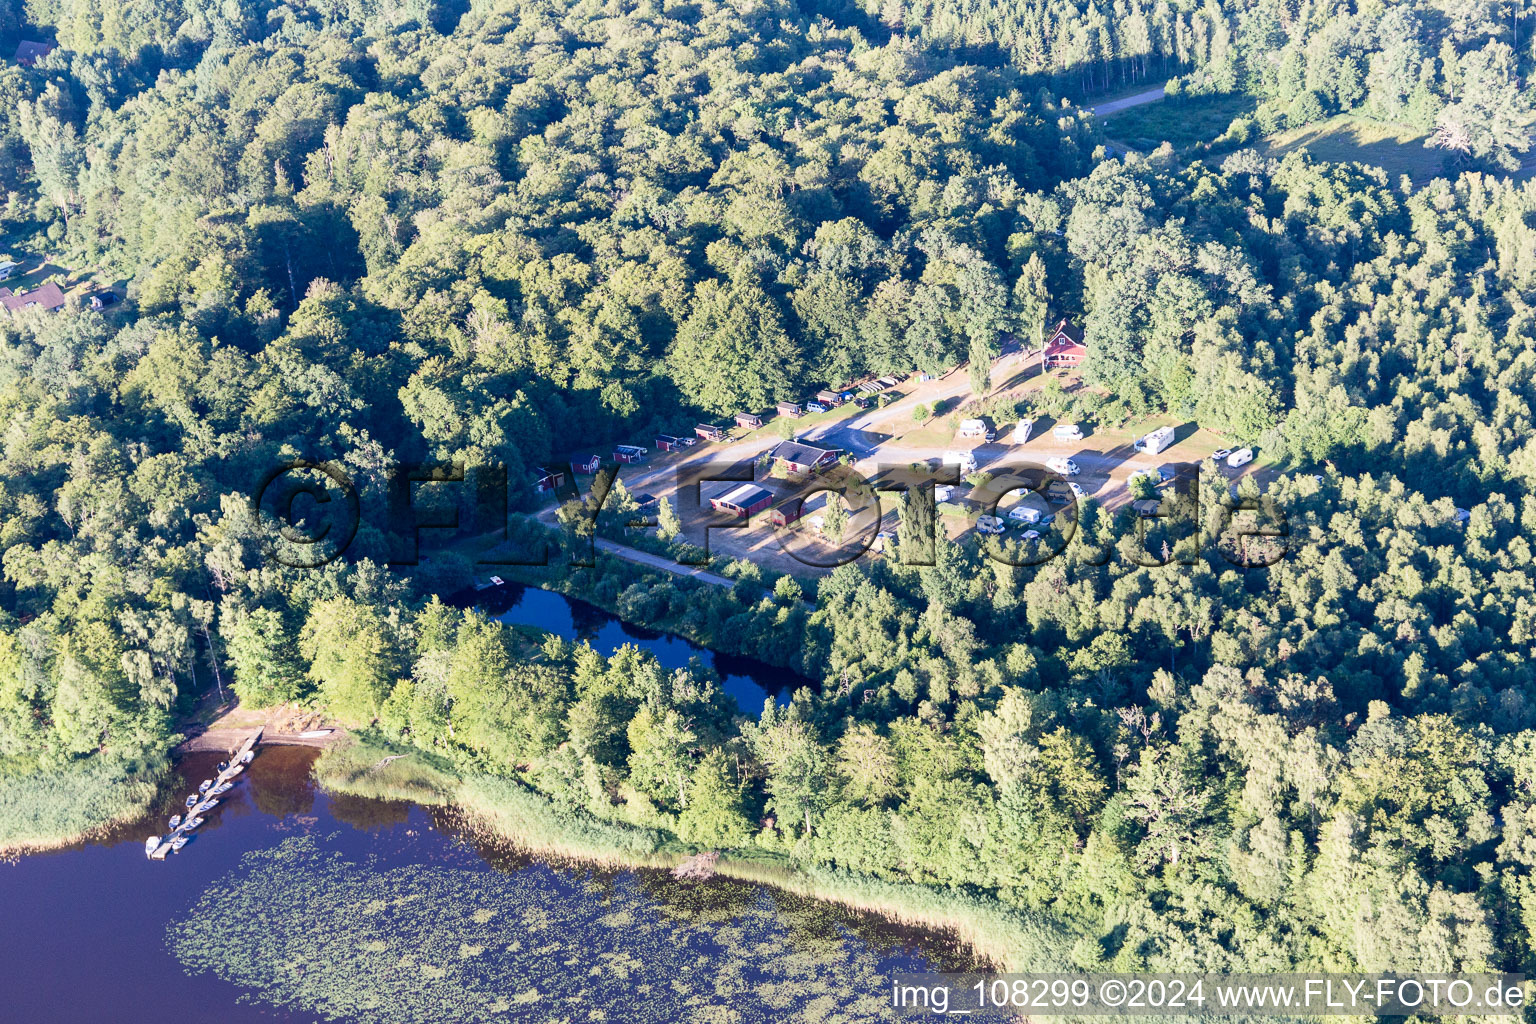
1087,85,1167,117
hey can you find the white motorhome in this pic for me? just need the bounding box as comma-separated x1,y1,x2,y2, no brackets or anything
958,418,987,438
1053,423,1084,441
1015,419,1034,443
976,514,1005,534
1045,457,1080,476
943,450,978,474
1134,425,1175,455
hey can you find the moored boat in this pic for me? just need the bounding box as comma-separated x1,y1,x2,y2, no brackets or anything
184,794,198,809
191,798,220,815
181,816,204,831
209,782,233,796
239,751,254,764
198,779,212,792
220,764,244,780
145,836,161,857
168,814,181,830
169,835,189,851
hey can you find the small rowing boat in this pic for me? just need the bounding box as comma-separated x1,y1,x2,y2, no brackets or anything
168,814,181,830
191,798,220,815
239,751,254,764
169,835,189,852
181,816,204,831
209,782,233,796
198,779,212,792
184,794,198,809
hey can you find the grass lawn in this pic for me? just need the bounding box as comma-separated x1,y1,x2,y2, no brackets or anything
1100,92,1256,150
1263,114,1444,181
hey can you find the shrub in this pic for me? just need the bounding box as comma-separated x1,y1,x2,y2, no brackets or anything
1287,90,1327,127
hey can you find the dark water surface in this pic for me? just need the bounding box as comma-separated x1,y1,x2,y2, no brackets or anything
469,582,811,710
0,747,969,1023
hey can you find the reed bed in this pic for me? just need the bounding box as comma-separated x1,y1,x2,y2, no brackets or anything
0,753,168,856
314,742,1076,971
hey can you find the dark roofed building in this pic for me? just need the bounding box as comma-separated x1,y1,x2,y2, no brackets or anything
0,281,66,316
769,440,841,475
530,465,566,494
1042,319,1086,369
709,484,773,518
14,41,55,67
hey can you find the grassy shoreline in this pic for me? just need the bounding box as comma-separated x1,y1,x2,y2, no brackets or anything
313,736,1073,971
0,753,169,858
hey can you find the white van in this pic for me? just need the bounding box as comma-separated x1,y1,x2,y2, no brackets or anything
934,484,955,503
957,418,987,438
1053,423,1084,441
1134,425,1175,455
1015,419,1034,443
976,515,1005,534
1226,447,1254,468
1046,457,1080,476
942,450,978,474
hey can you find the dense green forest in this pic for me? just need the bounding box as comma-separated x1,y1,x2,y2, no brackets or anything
2,0,1536,986
872,0,1534,168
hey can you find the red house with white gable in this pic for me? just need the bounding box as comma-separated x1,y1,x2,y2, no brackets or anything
1041,320,1086,369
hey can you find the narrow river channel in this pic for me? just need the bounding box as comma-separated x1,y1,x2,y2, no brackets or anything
470,581,810,710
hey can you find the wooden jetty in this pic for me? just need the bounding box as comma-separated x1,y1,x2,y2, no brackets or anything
145,729,261,860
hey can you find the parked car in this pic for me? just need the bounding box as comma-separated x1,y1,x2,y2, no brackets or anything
934,484,956,503
976,515,1005,535
807,401,828,413
1020,530,1041,540
853,396,872,409
1129,467,1165,486
984,428,997,442
1226,447,1255,468
1068,482,1086,498
1045,457,1079,476
1210,447,1234,461
1053,423,1084,441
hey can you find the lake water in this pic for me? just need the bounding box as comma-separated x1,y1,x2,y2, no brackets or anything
469,582,811,711
0,757,968,1022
